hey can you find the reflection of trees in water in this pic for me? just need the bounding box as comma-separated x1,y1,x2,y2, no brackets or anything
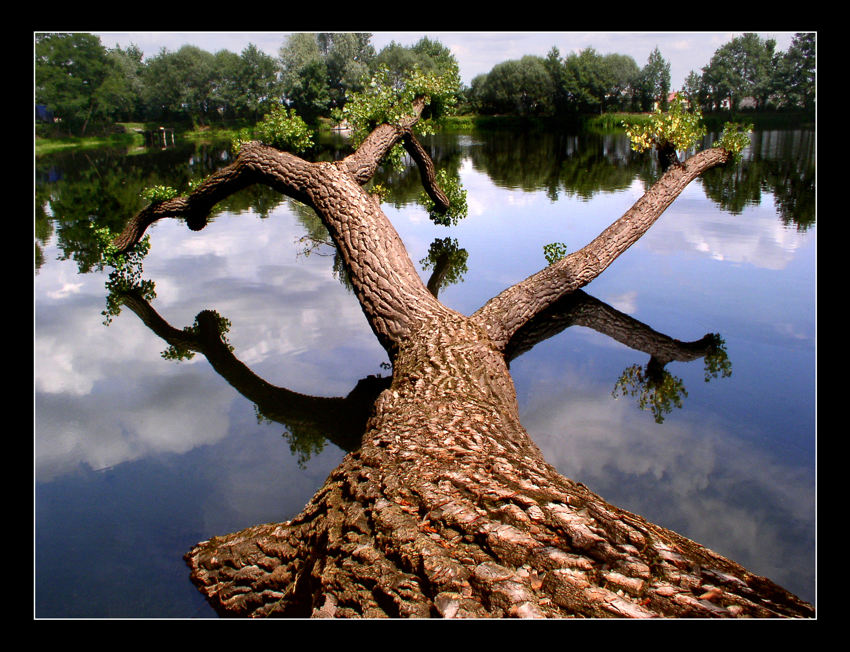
467,129,640,200
36,127,814,277
420,237,468,297
699,129,815,230
506,290,731,424
115,289,391,467
371,137,466,209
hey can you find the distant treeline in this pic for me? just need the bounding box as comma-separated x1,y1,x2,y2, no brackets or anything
467,33,814,118
35,32,814,137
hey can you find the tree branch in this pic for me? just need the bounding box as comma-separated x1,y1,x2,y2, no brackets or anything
472,148,733,351
112,142,314,254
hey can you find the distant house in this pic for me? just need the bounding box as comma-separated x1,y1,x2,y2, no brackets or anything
36,104,54,123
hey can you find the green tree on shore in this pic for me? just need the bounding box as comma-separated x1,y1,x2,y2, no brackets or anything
637,47,671,112
772,33,815,110
36,33,113,136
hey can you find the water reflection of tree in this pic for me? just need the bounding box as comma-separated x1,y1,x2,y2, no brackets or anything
114,283,729,466
36,147,152,272
116,289,391,467
505,289,731,424
699,130,815,230
468,129,640,200
419,237,468,297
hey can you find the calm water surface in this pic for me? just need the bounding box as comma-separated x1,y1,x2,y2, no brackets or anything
34,126,816,617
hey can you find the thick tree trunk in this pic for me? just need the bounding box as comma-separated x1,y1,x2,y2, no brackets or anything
183,312,811,619
114,103,814,618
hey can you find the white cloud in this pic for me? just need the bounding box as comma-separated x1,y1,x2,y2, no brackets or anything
35,370,236,480
642,183,810,270
604,290,638,314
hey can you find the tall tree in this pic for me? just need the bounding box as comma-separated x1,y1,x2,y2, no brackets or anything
108,70,813,618
278,33,330,124
702,34,776,111
93,43,146,123
141,45,217,124
681,70,703,108
543,47,571,115
372,37,458,94
601,53,641,112
319,32,375,110
638,47,671,111
477,56,554,116
773,33,816,110
235,43,281,121
35,32,112,135
563,47,611,114
210,49,244,120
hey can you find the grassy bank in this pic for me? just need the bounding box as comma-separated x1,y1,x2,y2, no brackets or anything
36,129,144,155
35,120,241,156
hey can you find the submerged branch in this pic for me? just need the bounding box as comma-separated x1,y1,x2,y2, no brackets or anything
402,130,450,213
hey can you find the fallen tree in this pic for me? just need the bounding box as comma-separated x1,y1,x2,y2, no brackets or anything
110,72,814,618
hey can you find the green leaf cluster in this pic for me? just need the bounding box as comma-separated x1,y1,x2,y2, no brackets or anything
419,237,469,290
716,122,753,161
612,363,688,424
339,65,460,171
232,103,315,154
623,95,706,154
140,184,178,203
91,225,155,324
702,333,733,382
543,242,569,265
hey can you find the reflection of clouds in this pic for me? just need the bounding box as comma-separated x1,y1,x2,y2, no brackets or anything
775,322,812,341
604,291,638,314
644,184,809,270
35,258,237,479
36,263,161,396
143,211,385,392
47,281,83,299
460,158,491,218
521,372,814,598
36,367,236,481
35,207,384,480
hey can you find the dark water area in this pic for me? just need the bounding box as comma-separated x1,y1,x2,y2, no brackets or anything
35,124,815,617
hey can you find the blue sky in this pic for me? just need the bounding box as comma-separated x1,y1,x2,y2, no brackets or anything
90,31,803,91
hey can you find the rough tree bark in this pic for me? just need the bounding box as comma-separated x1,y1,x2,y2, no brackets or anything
114,100,814,619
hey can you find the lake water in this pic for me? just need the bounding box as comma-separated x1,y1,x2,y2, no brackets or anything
34,125,816,617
